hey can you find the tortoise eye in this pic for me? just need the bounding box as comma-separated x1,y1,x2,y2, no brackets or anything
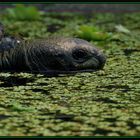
72,49,87,60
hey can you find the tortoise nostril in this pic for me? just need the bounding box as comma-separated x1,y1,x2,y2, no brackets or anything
96,53,107,69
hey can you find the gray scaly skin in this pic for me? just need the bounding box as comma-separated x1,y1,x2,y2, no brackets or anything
0,23,106,74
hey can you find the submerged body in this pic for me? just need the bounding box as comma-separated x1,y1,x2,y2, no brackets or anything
0,24,106,74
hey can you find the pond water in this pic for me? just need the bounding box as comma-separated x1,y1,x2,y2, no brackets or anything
0,5,140,136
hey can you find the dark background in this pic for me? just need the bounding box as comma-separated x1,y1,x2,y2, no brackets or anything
0,4,140,13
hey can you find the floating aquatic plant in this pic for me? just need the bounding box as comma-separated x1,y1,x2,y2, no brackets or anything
76,25,112,41
6,4,43,21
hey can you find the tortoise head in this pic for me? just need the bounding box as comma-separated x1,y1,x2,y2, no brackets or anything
25,37,106,74
60,38,106,71
25,37,106,73
46,37,106,72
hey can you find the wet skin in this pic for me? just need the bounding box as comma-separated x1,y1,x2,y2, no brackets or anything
0,24,106,75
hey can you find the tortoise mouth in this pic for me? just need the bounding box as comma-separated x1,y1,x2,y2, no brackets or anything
70,52,106,71
24,53,106,75
95,53,106,70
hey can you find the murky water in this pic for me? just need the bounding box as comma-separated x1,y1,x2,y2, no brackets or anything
0,5,140,136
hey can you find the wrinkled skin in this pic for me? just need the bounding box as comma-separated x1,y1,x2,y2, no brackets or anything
0,24,106,75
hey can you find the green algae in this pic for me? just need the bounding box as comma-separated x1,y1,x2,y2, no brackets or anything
76,25,112,41
5,4,43,21
0,6,140,136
